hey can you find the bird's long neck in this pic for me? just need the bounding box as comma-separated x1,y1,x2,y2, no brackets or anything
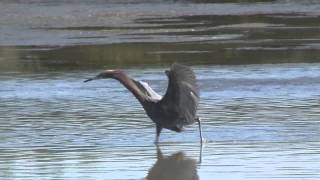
112,72,148,103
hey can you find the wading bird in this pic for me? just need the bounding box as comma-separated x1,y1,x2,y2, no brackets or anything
84,64,202,144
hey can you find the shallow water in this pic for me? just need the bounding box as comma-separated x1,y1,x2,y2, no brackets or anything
1,0,320,179
1,64,320,179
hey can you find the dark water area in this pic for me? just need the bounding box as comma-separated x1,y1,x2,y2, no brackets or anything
1,0,320,71
1,0,320,179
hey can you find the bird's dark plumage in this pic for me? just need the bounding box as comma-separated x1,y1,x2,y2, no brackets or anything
84,64,202,143
160,64,199,126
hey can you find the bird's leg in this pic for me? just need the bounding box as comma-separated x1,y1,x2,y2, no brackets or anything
198,140,203,165
156,144,163,159
196,117,204,164
196,117,203,144
155,125,162,144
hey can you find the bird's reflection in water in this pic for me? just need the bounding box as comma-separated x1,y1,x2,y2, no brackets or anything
147,146,199,180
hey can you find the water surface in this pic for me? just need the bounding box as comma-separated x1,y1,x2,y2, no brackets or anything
1,64,320,179
1,0,320,179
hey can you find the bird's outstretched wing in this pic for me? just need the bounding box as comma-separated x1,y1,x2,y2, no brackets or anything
132,79,162,101
159,64,199,124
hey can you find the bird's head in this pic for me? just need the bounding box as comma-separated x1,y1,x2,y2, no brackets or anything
84,69,123,82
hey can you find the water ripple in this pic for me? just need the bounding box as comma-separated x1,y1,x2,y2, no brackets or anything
1,64,320,179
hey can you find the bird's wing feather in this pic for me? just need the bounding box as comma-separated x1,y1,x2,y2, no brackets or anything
132,79,162,100
159,64,199,124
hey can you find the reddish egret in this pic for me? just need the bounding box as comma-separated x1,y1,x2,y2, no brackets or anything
84,64,202,144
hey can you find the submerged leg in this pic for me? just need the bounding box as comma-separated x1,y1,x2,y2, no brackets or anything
155,125,162,144
198,140,203,164
196,117,203,144
156,144,163,159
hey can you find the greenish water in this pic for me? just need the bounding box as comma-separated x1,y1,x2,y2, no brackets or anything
1,0,320,71
1,0,320,179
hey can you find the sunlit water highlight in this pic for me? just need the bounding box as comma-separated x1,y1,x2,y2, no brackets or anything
1,64,320,179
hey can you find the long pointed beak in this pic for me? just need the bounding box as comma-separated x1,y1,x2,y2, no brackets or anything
84,76,99,82
84,78,94,82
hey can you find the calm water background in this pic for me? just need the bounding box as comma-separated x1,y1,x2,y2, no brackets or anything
1,0,320,179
